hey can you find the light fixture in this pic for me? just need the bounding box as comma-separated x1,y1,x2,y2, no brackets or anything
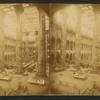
3,8,10,12
88,5,93,9
10,6,15,10
22,4,29,8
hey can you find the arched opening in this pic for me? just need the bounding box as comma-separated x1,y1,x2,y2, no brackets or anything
51,37,55,50
56,53,61,64
66,40,69,50
56,38,61,50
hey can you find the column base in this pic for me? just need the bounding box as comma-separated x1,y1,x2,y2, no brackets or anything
0,71,12,81
27,74,47,86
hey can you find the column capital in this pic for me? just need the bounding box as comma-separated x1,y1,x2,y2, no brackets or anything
13,5,24,15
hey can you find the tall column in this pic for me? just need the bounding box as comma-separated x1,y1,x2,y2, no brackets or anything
86,5,96,68
0,11,5,71
93,9,99,68
61,25,66,67
75,5,81,66
49,4,55,71
36,8,47,78
14,5,24,73
24,32,29,62
45,15,50,77
34,31,38,62
61,10,68,68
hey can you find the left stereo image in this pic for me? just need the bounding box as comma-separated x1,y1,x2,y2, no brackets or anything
0,4,50,96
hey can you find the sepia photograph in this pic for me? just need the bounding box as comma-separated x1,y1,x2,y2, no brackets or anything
0,3,49,96
0,3,100,96
50,4,100,96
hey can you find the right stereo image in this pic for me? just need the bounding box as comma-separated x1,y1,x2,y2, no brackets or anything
50,4,100,96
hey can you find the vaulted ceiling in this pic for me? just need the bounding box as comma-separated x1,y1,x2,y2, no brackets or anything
0,4,100,14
